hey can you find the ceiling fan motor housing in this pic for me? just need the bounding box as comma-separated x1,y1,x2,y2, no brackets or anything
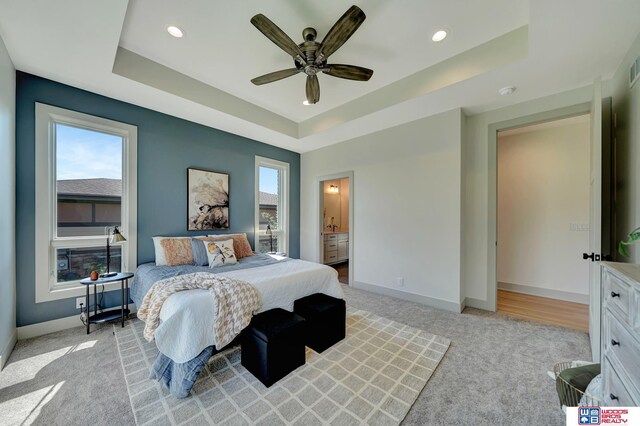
250,6,372,104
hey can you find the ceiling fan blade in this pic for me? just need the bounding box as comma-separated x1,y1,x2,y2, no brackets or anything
322,64,373,81
251,68,302,85
306,74,320,104
251,14,306,64
316,5,366,63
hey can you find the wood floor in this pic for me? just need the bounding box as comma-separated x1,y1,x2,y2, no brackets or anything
497,289,589,332
332,261,349,284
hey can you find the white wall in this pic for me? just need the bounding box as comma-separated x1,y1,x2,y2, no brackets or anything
0,34,16,370
611,32,640,263
497,116,590,301
301,109,463,311
462,86,594,308
339,178,349,231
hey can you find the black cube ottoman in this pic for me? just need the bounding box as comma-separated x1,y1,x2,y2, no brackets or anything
294,293,346,353
241,308,306,387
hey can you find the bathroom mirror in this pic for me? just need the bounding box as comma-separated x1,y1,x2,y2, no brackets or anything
323,178,349,232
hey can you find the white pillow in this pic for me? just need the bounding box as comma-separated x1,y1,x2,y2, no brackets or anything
203,239,238,268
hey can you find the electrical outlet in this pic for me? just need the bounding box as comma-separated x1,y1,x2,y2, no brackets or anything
76,297,84,310
396,277,404,287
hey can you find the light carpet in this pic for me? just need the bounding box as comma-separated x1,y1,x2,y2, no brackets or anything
114,307,450,425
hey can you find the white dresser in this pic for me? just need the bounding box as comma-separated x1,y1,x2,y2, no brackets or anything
324,232,349,265
600,262,640,406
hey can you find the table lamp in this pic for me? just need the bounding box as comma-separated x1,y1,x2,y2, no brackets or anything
266,224,273,253
102,226,126,278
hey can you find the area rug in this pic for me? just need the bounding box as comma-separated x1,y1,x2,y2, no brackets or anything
114,307,450,425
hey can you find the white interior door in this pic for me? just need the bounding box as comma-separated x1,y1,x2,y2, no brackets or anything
588,77,603,361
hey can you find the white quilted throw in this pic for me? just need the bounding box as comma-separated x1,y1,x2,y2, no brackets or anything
137,272,261,348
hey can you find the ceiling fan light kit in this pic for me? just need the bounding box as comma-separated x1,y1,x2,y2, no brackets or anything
250,5,374,105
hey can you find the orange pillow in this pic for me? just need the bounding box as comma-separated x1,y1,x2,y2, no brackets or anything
159,238,194,266
201,233,254,259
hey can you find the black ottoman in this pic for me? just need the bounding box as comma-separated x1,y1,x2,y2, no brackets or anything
294,293,346,353
241,308,306,387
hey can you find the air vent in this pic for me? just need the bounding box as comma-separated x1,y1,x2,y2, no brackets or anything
631,55,640,88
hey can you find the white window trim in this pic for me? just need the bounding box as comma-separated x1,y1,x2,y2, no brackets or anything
35,103,137,303
255,156,289,254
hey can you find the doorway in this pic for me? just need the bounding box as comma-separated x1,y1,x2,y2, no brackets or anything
496,114,591,329
317,172,354,285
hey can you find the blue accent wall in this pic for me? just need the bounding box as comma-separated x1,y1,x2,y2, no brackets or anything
15,72,300,327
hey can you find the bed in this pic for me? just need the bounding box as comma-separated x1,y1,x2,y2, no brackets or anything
130,253,344,397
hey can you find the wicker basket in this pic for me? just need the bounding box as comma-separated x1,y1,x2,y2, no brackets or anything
553,361,601,407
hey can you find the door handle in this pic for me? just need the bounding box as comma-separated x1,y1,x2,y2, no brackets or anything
611,339,620,346
582,252,605,262
611,291,620,298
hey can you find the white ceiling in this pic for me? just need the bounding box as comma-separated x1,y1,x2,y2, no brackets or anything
0,0,639,153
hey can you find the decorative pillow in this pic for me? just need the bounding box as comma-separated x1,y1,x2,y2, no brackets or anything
153,237,194,266
206,233,254,259
191,238,210,266
204,239,238,268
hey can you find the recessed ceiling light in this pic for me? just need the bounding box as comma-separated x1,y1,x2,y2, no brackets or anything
167,25,184,38
431,30,447,42
498,86,516,96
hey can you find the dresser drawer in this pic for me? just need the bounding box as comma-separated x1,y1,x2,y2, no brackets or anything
604,311,640,392
604,271,632,323
633,288,640,333
602,358,637,406
324,252,338,263
326,241,338,250
325,234,338,241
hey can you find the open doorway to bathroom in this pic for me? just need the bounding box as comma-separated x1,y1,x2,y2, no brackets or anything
318,173,353,285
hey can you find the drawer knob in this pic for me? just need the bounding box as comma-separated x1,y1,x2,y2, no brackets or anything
611,291,620,298
610,393,619,401
611,339,620,346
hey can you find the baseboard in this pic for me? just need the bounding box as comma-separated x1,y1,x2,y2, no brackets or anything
17,305,137,340
352,281,462,313
498,282,589,304
463,297,489,311
0,329,17,371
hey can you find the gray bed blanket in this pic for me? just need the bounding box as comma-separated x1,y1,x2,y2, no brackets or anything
131,253,288,398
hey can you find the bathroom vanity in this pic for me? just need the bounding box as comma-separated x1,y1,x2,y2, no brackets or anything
324,232,349,265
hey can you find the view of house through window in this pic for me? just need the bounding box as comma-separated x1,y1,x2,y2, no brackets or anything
255,157,289,254
258,166,280,253
55,123,123,283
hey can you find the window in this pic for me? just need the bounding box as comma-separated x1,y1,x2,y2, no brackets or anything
255,156,289,254
35,103,137,302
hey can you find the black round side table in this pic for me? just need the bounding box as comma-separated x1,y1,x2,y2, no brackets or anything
80,272,134,334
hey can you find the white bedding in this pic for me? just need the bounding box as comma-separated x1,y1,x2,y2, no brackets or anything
154,258,344,363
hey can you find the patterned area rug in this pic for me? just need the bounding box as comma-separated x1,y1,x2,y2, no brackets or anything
114,307,450,425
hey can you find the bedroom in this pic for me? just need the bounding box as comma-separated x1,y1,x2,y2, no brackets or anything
1,0,640,425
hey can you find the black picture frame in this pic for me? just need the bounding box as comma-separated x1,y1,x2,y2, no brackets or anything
187,167,230,230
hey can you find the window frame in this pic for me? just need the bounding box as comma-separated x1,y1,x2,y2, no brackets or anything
35,103,137,303
255,156,289,254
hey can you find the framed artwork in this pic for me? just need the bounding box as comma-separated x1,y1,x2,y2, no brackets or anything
187,168,229,230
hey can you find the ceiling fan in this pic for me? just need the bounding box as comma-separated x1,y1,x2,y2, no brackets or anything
250,5,374,105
